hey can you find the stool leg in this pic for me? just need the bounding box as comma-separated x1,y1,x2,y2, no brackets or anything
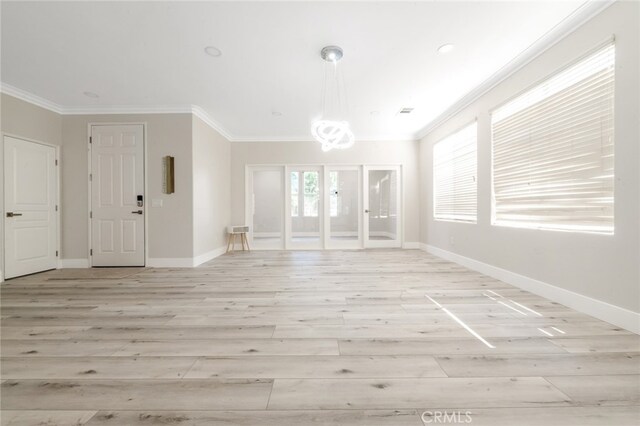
226,233,232,253
245,233,250,251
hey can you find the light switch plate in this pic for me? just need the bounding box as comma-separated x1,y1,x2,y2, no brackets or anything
151,199,163,207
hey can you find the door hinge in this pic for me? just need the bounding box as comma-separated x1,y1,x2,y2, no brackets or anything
89,136,92,144
90,249,93,256
55,205,58,212
55,250,59,257
55,159,58,166
89,211,92,219
89,173,92,181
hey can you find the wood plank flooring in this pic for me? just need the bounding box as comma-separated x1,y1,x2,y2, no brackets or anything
1,249,639,425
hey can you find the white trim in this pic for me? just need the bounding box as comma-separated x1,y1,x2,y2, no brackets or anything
420,243,640,335
231,135,416,143
193,246,227,267
191,106,234,141
0,83,64,114
414,0,616,140
146,258,195,268
402,242,420,249
60,259,90,268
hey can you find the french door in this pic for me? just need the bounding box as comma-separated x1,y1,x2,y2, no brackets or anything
247,166,284,249
325,166,362,249
246,164,400,249
363,166,402,248
286,166,323,249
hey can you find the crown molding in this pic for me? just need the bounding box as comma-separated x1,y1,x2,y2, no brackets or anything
1,82,64,114
191,105,235,141
230,135,417,143
61,104,194,115
414,0,616,140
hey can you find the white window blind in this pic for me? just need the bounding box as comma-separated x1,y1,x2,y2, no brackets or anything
492,43,615,234
433,122,477,222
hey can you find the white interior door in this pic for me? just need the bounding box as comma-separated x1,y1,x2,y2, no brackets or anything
363,166,402,248
4,136,58,279
91,125,145,266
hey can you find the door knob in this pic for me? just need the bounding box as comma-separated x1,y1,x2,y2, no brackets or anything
6,212,23,217
364,209,370,213
131,210,143,215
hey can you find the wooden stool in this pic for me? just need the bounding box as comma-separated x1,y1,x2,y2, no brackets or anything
226,226,250,253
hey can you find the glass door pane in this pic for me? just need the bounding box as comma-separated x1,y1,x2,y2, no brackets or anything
289,167,322,248
365,167,401,247
328,168,360,247
251,168,283,248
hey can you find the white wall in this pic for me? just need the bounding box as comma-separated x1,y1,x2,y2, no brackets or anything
192,115,231,261
231,140,420,245
61,113,195,264
419,2,639,315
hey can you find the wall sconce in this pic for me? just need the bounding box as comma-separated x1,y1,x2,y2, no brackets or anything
163,156,175,194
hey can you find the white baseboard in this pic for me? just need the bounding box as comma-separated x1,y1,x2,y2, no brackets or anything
60,258,90,268
147,246,227,268
420,243,640,334
402,242,420,249
193,246,227,267
146,257,195,268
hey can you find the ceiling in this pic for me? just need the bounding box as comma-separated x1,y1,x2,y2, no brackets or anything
1,1,589,141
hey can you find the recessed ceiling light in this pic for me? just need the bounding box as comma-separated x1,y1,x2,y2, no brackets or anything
272,111,282,116
438,44,454,54
399,107,414,114
83,91,99,98
370,110,380,116
204,46,222,57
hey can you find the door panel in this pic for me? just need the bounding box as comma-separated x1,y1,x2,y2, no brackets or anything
326,167,361,248
249,167,284,249
364,166,401,248
4,136,57,279
91,125,144,266
287,167,323,249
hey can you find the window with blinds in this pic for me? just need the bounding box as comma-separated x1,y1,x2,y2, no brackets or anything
433,122,477,222
491,43,615,234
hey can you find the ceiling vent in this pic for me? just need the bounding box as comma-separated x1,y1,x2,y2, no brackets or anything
399,107,414,114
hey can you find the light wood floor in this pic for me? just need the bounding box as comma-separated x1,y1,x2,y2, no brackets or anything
1,249,639,425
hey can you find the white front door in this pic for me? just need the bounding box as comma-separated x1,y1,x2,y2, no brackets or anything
363,166,402,248
90,125,145,266
3,136,58,279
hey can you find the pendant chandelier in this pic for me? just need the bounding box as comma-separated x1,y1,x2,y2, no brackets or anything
311,45,355,152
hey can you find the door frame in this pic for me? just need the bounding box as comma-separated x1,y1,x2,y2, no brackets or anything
363,165,403,248
245,165,286,250
87,123,147,267
1,133,61,281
